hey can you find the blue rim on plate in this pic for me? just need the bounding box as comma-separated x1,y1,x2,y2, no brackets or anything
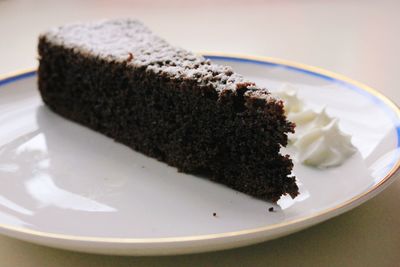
0,53,399,246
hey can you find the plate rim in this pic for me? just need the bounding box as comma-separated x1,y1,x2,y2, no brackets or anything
0,52,399,246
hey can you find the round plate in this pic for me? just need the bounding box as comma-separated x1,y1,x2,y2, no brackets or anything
0,54,399,255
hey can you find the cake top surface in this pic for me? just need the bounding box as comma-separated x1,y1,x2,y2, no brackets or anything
42,19,269,94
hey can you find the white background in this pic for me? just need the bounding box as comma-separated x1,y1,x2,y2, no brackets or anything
1,0,400,266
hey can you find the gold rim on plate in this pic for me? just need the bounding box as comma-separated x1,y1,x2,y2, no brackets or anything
0,53,399,244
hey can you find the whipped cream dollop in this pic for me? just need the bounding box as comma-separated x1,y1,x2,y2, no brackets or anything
273,84,356,168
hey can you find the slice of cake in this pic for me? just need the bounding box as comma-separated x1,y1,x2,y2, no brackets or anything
37,19,299,202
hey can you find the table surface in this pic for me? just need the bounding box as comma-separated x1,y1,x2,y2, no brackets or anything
1,0,400,266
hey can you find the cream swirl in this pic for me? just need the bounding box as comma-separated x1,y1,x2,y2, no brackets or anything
273,84,356,168
293,119,357,168
288,108,331,141
273,84,304,114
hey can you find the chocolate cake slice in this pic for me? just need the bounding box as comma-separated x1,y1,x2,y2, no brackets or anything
37,19,299,202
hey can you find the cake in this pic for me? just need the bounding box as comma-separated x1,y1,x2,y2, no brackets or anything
37,19,299,202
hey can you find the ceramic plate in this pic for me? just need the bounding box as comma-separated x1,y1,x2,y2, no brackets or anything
0,54,399,255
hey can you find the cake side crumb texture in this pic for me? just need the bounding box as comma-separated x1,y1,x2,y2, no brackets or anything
38,19,299,202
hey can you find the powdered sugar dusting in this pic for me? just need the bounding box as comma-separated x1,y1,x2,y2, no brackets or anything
42,18,269,93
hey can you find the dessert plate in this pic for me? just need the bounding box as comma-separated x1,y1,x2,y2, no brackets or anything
0,53,399,255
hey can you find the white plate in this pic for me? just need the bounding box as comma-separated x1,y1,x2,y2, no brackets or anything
0,53,399,255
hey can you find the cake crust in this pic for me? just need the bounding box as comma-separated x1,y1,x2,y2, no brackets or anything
38,19,299,202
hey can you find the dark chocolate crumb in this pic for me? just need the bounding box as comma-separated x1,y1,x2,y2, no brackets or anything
127,52,134,61
37,19,298,203
268,207,274,212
